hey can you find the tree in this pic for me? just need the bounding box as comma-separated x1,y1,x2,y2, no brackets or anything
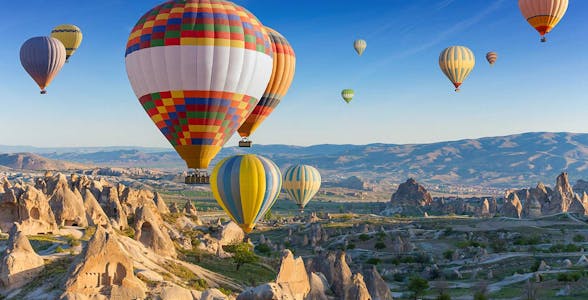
436,293,451,300
375,242,386,250
408,276,429,299
225,243,259,271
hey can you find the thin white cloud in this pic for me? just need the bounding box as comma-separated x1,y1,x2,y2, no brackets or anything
353,0,506,81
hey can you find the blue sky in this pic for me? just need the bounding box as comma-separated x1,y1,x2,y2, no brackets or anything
0,0,587,148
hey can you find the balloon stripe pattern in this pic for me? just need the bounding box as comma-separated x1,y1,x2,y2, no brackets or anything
211,155,282,233
341,89,354,103
125,0,273,170
519,0,568,37
283,165,321,210
439,46,475,92
238,27,296,138
486,52,498,65
20,37,66,94
51,24,83,60
354,39,366,56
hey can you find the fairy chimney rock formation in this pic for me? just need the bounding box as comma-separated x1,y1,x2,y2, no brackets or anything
0,224,45,289
133,204,177,258
184,200,198,216
276,250,310,299
61,226,146,299
48,174,88,227
153,191,170,214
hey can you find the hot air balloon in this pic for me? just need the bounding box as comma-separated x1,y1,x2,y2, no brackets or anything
238,27,296,147
519,0,568,42
341,89,354,103
282,165,321,212
211,154,282,233
439,46,475,92
486,52,498,66
125,0,273,183
51,24,83,62
20,37,66,94
354,39,367,56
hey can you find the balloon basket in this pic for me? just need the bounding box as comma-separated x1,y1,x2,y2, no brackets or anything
185,172,210,185
239,140,252,148
40,90,47,95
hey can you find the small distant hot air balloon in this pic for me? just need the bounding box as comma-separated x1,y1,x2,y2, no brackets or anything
211,154,282,234
238,27,296,147
486,52,498,66
341,89,354,103
282,165,321,212
125,0,273,183
51,24,83,62
519,0,568,42
354,39,367,56
20,37,66,94
439,46,475,92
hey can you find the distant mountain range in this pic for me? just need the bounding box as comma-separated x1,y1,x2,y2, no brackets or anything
2,132,588,188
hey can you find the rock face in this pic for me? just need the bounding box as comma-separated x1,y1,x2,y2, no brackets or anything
0,184,58,235
306,272,329,300
362,266,393,300
237,283,295,300
545,173,575,214
61,226,146,299
307,251,352,298
276,250,310,299
48,174,88,227
501,192,522,218
218,222,245,245
345,273,371,300
169,202,180,214
82,188,109,227
153,192,170,214
99,186,128,230
390,178,432,207
184,200,198,216
0,224,45,289
133,204,176,258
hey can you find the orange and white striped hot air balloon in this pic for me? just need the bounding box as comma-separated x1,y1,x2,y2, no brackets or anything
518,0,569,42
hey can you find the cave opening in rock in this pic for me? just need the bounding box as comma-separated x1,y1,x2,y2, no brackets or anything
139,222,154,246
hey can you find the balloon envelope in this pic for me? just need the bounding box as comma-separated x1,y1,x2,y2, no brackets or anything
238,27,296,139
51,24,83,61
125,0,273,170
439,46,475,92
20,37,66,94
354,39,367,56
519,0,568,41
211,154,282,233
283,165,321,210
341,89,354,103
486,52,498,65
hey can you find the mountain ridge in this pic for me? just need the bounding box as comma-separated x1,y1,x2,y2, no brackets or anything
2,132,588,188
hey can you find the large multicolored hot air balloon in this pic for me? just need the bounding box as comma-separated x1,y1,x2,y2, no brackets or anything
354,39,367,56
341,89,354,103
282,165,321,212
51,24,83,62
439,46,475,92
238,27,296,147
486,52,498,66
125,0,273,182
211,154,282,233
20,37,66,94
519,0,568,42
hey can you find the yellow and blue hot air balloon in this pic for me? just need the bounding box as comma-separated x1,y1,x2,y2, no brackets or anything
51,24,83,62
282,165,321,212
211,154,282,233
